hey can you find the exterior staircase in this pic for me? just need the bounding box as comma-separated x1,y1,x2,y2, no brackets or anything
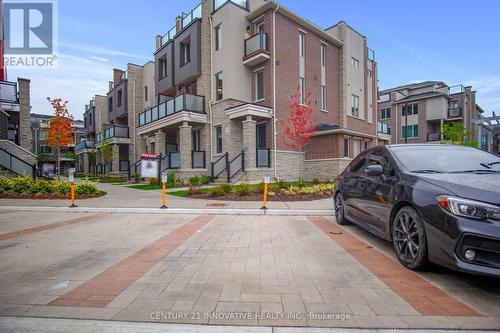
0,140,37,177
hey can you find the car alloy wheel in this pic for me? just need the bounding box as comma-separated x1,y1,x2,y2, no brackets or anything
392,206,428,270
334,194,349,225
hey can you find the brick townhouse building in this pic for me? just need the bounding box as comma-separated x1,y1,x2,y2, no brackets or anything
77,0,387,181
377,81,488,146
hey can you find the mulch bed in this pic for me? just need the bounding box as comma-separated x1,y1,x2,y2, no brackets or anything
0,192,106,200
186,191,333,202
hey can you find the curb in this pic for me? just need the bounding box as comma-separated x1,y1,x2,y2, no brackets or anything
0,205,334,216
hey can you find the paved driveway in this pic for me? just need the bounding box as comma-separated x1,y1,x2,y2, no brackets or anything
0,209,499,330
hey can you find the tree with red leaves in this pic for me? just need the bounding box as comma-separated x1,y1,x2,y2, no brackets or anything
46,98,74,180
280,86,317,182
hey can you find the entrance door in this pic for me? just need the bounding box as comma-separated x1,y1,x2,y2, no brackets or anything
256,123,266,149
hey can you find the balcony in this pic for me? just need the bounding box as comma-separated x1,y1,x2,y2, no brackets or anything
426,132,441,142
214,0,247,11
0,80,18,103
243,32,270,67
96,126,129,144
157,3,202,51
138,93,206,133
75,140,95,151
448,107,463,118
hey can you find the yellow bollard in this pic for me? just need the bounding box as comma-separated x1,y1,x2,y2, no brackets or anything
160,173,168,209
69,170,77,208
261,176,270,210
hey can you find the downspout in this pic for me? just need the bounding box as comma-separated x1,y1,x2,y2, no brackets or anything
272,5,279,179
208,14,214,162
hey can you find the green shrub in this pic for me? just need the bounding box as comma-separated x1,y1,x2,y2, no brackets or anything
189,175,201,187
187,186,202,195
210,186,226,197
0,177,13,192
53,180,70,194
75,181,99,195
149,177,158,185
277,179,288,189
200,175,211,185
132,172,140,183
30,179,53,193
221,183,231,194
283,183,334,196
11,176,34,193
312,178,320,185
235,183,250,196
257,182,265,194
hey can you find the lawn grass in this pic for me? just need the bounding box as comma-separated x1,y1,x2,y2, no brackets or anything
126,184,177,190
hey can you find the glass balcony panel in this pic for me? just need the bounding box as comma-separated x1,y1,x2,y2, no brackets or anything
185,94,203,112
0,81,17,102
114,126,129,138
158,102,166,118
139,113,145,126
166,98,175,115
174,95,184,112
244,32,267,57
170,152,180,169
151,106,159,121
192,151,205,168
145,109,152,123
257,149,269,167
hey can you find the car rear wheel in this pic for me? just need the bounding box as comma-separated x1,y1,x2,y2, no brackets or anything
334,193,350,225
392,206,428,270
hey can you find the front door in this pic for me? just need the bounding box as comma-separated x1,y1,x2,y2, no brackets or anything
256,123,266,149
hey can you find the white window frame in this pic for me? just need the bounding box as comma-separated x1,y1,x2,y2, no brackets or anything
351,57,359,68
214,24,221,51
215,72,223,101
299,32,305,57
215,125,223,154
299,77,305,105
321,85,327,111
351,94,359,117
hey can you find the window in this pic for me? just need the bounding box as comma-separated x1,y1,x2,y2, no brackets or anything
380,107,391,119
215,25,221,51
364,141,368,150
255,71,264,101
299,32,305,57
256,123,266,149
184,81,197,95
215,72,223,101
368,69,372,78
215,125,222,154
320,43,326,66
39,145,53,154
180,39,191,66
144,86,148,102
255,21,264,34
402,125,419,138
159,58,167,79
89,113,92,126
350,155,367,173
351,57,359,68
117,90,122,107
321,85,327,111
402,103,419,116
108,97,113,113
299,77,305,104
39,131,46,140
367,150,396,177
351,94,359,117
192,129,201,151
343,137,349,158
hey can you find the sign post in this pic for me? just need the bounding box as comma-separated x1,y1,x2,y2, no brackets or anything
160,173,168,209
261,176,270,210
68,168,77,208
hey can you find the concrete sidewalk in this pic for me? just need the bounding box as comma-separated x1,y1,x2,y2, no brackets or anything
1,317,497,333
0,180,333,211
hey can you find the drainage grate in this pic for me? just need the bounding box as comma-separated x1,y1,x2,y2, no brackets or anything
206,203,229,207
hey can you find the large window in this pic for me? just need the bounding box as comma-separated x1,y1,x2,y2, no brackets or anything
299,77,305,104
214,25,221,51
180,39,191,66
215,125,223,154
402,125,419,138
299,31,305,57
192,129,201,151
343,137,349,158
320,43,327,111
159,58,167,79
108,97,113,113
320,43,326,66
351,94,359,117
255,70,264,101
321,85,327,111
402,103,419,116
215,72,223,101
39,145,53,154
144,86,148,102
380,107,391,119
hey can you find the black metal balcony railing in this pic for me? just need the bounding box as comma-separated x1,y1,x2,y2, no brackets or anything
138,93,205,127
158,3,202,50
426,132,441,142
192,150,206,169
448,107,463,118
214,0,247,11
244,32,268,57
75,140,95,151
0,80,18,103
256,148,271,168
96,126,129,143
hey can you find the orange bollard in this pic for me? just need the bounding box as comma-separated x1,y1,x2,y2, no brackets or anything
261,176,270,210
160,173,168,209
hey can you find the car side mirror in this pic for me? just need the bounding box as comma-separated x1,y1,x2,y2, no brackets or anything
365,164,384,177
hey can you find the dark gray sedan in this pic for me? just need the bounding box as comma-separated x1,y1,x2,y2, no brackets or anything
334,144,500,277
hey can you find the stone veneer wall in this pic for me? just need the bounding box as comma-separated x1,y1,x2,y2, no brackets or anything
126,64,144,163
18,78,32,152
304,158,351,181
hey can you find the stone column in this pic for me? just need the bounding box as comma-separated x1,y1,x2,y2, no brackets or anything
18,78,32,152
83,153,90,174
242,116,257,170
154,130,166,156
179,121,192,170
112,144,120,173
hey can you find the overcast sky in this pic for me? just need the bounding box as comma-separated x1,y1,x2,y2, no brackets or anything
6,0,500,119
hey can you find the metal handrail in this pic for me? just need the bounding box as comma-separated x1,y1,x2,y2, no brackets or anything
0,147,36,178
211,153,228,180
227,151,244,182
